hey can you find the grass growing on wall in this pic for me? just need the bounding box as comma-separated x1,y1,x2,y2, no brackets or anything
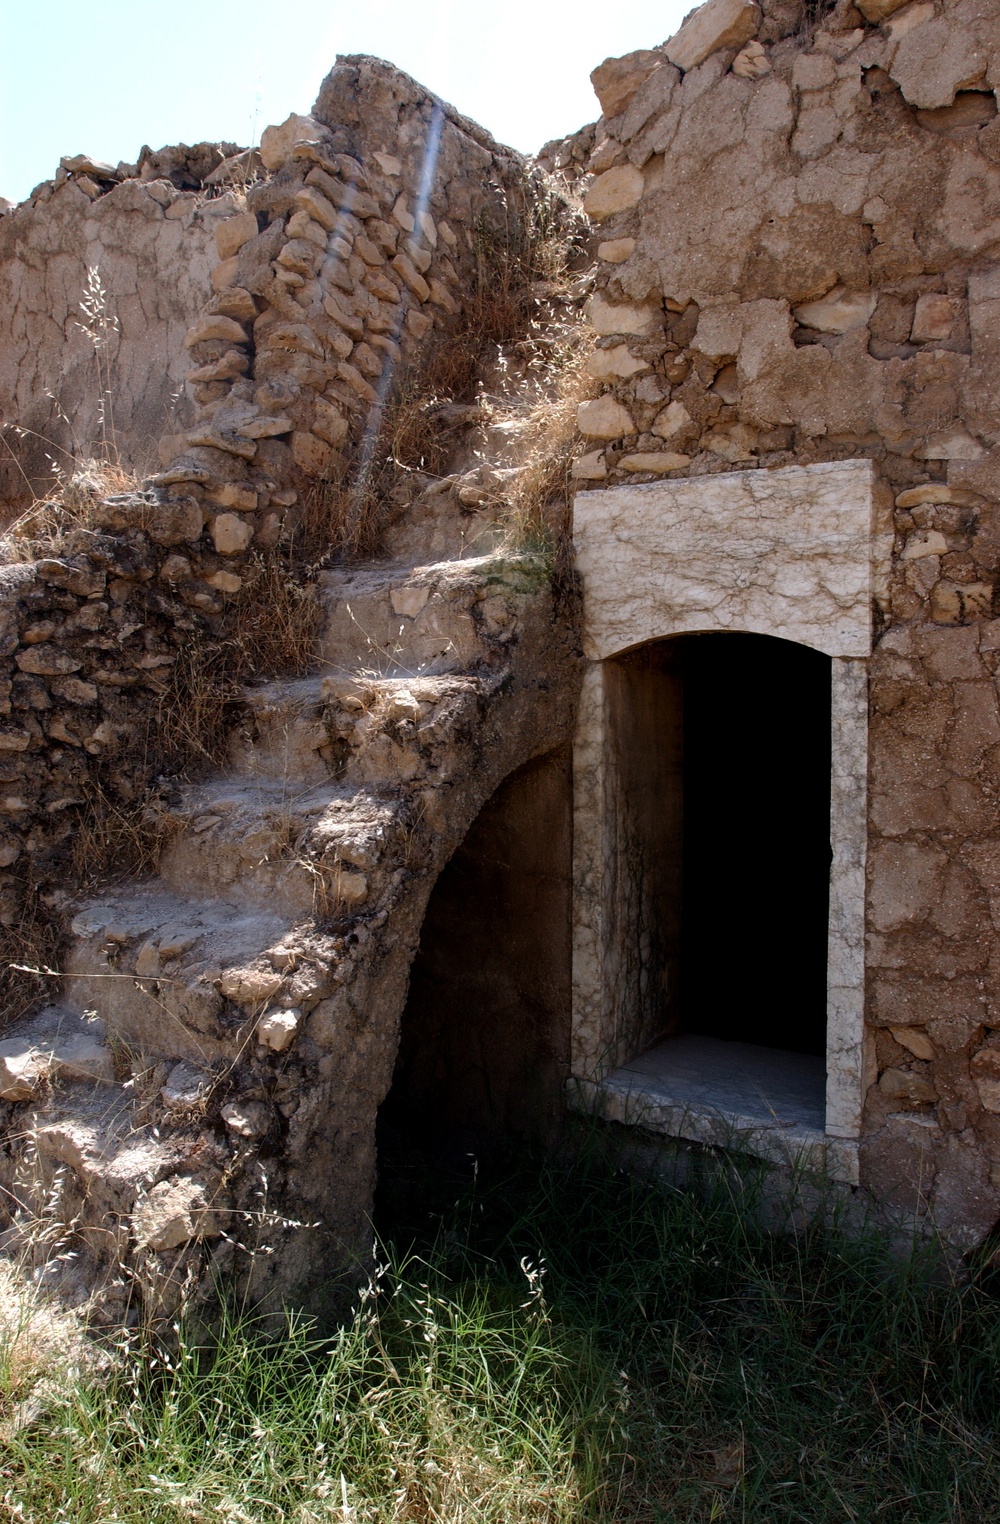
4,1138,1000,1522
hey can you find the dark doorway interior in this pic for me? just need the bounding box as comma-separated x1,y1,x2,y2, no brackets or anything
377,747,573,1164
680,633,832,1056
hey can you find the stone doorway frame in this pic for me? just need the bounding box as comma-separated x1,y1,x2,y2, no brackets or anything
569,459,882,1180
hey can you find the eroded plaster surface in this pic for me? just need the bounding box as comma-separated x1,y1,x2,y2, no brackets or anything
573,458,876,662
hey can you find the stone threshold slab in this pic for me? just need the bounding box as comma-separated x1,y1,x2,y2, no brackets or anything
568,1033,859,1185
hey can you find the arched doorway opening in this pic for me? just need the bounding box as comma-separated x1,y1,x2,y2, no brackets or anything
599,631,832,1129
377,747,573,1174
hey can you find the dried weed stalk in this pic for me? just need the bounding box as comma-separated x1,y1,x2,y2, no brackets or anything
154,556,321,774
0,883,63,1023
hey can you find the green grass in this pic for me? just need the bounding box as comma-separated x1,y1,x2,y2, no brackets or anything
3,1136,1000,1522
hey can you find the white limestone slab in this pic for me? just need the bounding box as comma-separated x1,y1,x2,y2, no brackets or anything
573,459,874,661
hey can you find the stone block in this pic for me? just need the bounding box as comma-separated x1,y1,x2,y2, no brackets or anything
732,39,770,78
583,165,645,221
793,287,876,334
214,211,258,262
591,49,665,119
911,294,957,343
586,345,649,380
257,1009,300,1052
856,0,910,17
259,113,326,171
878,1067,939,1106
619,451,691,472
666,0,760,74
211,513,253,555
0,1039,48,1101
577,396,635,439
572,451,608,480
133,1176,219,1251
184,315,247,348
597,237,636,263
586,293,660,336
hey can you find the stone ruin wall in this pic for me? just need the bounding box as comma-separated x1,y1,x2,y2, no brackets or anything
3,0,1000,1298
0,55,584,1322
0,57,524,511
573,0,1000,1243
0,56,529,972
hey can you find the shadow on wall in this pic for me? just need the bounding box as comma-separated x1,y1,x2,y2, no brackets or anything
378,747,573,1163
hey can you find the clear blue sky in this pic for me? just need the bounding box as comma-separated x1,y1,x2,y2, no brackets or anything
0,0,689,206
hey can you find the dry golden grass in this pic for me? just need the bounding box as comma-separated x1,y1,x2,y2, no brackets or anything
0,458,139,563
0,1260,94,1439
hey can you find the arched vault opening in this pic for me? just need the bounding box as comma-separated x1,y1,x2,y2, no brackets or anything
378,746,573,1167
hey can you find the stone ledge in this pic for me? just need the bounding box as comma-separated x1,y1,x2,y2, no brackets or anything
567,1036,860,1185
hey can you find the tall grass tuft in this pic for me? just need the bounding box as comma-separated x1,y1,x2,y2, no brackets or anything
5,1136,1000,1521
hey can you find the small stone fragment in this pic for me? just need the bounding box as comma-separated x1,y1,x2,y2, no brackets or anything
257,1009,300,1052
732,39,770,77
221,1100,269,1138
161,1062,211,1112
133,1176,218,1251
597,237,636,263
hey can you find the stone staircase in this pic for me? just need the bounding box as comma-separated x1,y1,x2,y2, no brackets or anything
0,481,578,1325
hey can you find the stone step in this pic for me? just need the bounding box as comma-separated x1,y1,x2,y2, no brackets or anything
317,552,520,678
319,670,487,788
228,676,332,785
63,885,294,1064
155,777,345,914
